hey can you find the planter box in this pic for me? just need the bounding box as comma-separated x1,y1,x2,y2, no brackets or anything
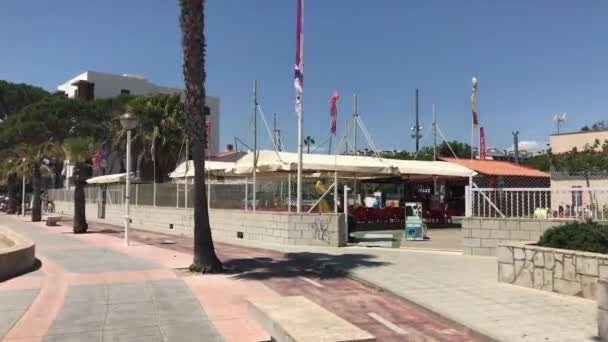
497,241,608,300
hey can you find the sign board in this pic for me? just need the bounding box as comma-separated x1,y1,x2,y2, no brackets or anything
405,202,425,241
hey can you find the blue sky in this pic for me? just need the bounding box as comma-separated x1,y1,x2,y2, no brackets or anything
1,0,607,153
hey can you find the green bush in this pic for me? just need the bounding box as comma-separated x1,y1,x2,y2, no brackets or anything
537,221,608,254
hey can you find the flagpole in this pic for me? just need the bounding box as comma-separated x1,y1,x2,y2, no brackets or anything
295,0,304,213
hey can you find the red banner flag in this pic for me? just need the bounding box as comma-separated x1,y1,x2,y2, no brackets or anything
330,90,339,135
480,126,486,160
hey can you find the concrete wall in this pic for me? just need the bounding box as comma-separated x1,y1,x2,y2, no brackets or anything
0,226,36,281
461,218,569,256
497,242,608,300
53,201,346,247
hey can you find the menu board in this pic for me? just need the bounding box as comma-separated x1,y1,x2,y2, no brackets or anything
405,202,425,241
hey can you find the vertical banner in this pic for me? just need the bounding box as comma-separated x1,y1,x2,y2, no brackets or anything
294,0,304,115
480,127,487,160
471,77,479,127
330,90,339,135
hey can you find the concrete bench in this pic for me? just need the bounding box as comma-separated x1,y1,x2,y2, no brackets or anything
248,296,375,342
45,216,62,226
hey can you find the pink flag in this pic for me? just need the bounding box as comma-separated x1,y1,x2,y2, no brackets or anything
294,0,304,115
480,127,487,160
330,91,339,135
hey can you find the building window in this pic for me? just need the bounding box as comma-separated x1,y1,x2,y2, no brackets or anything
571,186,583,207
120,89,131,95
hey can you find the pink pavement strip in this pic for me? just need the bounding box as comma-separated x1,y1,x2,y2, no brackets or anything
183,274,277,342
3,256,67,342
12,219,274,342
0,275,43,291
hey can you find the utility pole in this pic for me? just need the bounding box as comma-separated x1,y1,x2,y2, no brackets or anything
512,131,520,164
273,113,278,150
353,94,358,156
252,80,257,211
353,95,358,199
432,104,437,161
415,88,420,153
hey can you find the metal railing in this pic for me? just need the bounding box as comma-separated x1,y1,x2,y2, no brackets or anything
470,187,608,220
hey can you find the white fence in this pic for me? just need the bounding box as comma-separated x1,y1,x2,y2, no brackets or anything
47,174,340,214
469,187,608,220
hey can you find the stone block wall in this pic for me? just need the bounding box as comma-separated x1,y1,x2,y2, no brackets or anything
497,241,608,300
53,201,346,247
461,218,570,256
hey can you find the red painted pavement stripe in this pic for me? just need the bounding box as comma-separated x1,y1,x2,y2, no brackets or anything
3,256,67,342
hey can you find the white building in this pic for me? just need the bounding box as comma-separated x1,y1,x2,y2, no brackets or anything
57,71,220,155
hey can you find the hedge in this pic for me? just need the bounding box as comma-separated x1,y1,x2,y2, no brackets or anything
537,221,608,254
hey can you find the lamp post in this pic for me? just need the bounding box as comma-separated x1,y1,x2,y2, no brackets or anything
120,112,138,246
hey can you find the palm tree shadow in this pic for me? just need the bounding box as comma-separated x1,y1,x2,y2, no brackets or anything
222,252,389,281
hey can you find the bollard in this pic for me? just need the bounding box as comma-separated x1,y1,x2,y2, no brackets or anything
599,279,608,341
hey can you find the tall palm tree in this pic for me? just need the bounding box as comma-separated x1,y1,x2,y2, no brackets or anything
62,138,95,233
180,0,222,273
13,143,57,222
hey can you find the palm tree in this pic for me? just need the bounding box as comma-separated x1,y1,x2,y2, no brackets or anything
110,94,185,183
62,138,95,233
12,143,57,222
180,0,222,273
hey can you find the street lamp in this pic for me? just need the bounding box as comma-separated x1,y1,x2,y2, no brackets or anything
120,112,138,246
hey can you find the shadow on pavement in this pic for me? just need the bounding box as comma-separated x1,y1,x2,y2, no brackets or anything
223,252,389,281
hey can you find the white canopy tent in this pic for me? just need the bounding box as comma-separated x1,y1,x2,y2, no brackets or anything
229,150,475,178
231,150,399,176
168,161,235,179
86,173,135,184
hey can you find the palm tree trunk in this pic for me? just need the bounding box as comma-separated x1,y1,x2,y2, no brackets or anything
180,0,222,273
6,173,18,214
31,164,42,222
73,163,88,233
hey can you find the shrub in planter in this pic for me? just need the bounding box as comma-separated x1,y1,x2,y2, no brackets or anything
537,221,608,254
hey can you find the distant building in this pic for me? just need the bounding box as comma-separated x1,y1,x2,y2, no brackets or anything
550,129,608,154
57,71,220,155
550,129,608,212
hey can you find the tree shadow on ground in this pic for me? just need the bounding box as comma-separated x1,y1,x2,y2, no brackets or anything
222,252,389,281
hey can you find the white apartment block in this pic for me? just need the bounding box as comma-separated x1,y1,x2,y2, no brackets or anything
57,71,220,155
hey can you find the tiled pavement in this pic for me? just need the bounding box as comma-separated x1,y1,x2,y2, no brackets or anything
217,237,599,342
0,216,260,342
1,215,485,342
44,280,221,342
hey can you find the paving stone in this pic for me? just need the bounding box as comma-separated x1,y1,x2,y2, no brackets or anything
160,322,223,342
64,284,107,306
44,248,158,273
44,331,103,342
0,288,40,311
0,310,25,339
108,282,151,304
103,326,164,342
